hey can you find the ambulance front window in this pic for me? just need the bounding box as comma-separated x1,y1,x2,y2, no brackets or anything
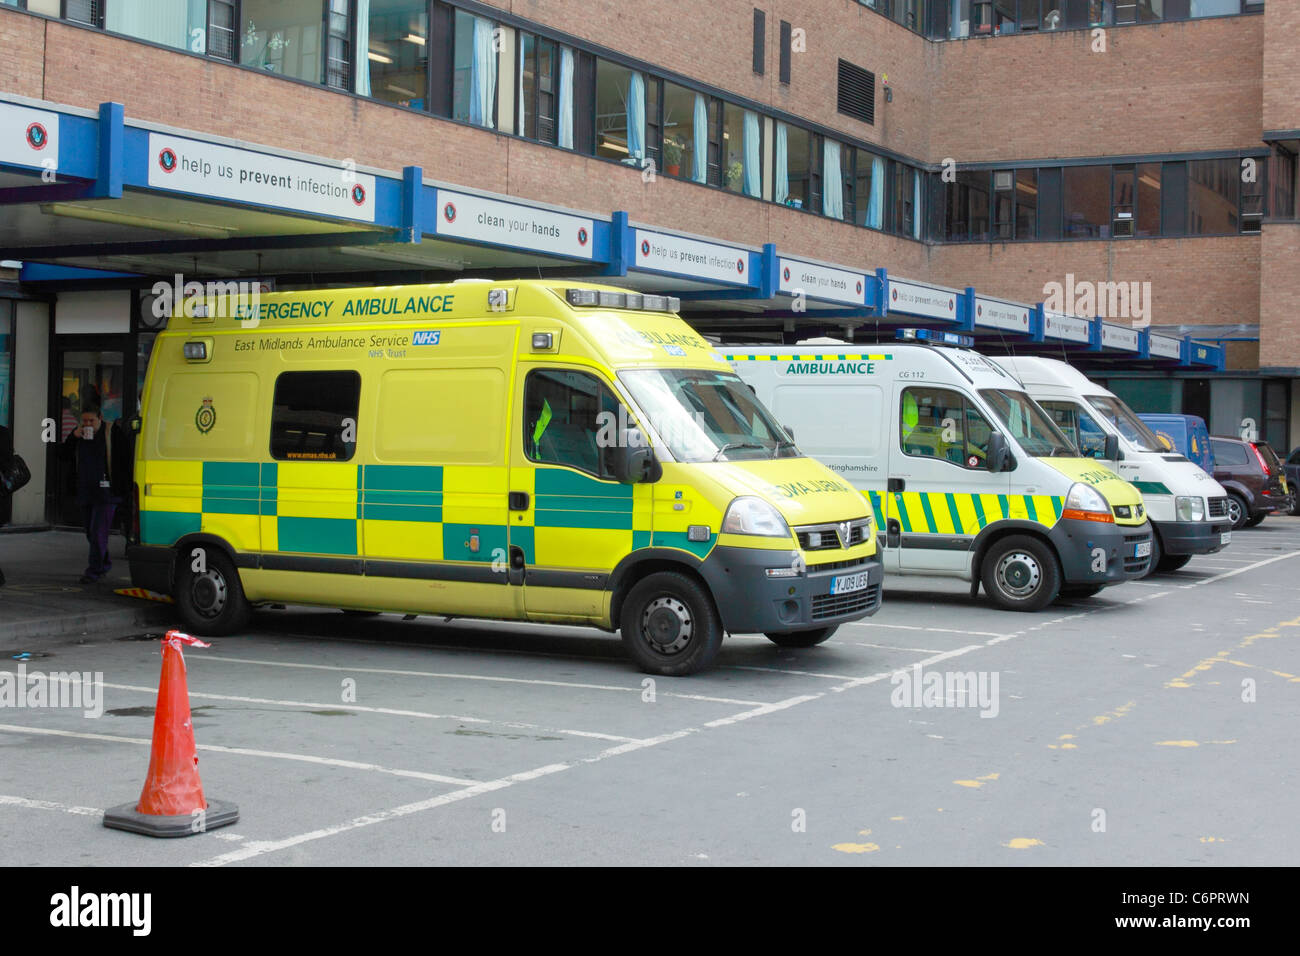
900,387,992,470
524,368,621,478
1038,400,1104,458
979,389,1075,458
1086,394,1164,453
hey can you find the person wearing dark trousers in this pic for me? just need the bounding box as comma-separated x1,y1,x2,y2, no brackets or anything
60,406,130,585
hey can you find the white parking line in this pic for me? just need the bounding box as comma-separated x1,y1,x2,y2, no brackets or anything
1180,551,1300,588
723,666,861,680
0,723,483,787
839,641,947,653
0,794,102,817
843,621,1013,640
192,655,767,707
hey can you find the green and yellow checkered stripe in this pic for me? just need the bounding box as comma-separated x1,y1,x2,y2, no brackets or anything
724,353,893,362
865,489,1065,535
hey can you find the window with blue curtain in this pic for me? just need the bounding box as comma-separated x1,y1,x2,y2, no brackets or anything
866,154,885,229
774,121,789,204
558,47,575,149
692,94,710,183
743,111,761,197
627,71,646,165
823,138,844,219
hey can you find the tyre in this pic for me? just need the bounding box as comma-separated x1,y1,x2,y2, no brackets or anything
174,548,251,636
1058,584,1104,599
980,535,1061,612
1226,493,1249,530
1156,553,1193,573
764,626,838,648
1244,513,1266,528
619,571,723,676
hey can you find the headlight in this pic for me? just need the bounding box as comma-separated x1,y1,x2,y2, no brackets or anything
1175,495,1205,522
721,496,791,537
1063,482,1114,522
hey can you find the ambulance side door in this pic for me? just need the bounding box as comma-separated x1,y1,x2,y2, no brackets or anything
890,382,1006,573
510,365,649,619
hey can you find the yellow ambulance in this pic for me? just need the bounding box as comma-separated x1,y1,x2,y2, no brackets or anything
128,280,881,675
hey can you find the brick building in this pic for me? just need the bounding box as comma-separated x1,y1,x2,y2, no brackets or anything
0,0,1294,526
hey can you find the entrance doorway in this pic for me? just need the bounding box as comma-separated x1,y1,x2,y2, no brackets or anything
51,338,127,527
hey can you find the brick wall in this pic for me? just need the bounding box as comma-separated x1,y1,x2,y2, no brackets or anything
1259,222,1300,368
0,11,46,99
1262,0,1300,133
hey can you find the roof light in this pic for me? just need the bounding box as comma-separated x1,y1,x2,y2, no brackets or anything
566,288,681,313
566,288,599,306
597,290,626,308
623,292,643,310
895,328,974,348
642,294,668,311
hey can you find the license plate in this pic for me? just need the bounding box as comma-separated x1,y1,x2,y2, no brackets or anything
1135,541,1152,559
1220,532,1232,546
831,571,870,595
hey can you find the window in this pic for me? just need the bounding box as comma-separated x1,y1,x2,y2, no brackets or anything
752,9,765,75
993,169,1015,239
1038,400,1107,458
855,147,886,229
595,60,645,165
324,0,351,90
893,163,918,237
779,124,811,209
980,390,1074,458
1085,394,1165,452
0,301,12,435
105,0,207,53
208,0,236,60
1112,164,1136,237
778,20,791,84
720,103,761,197
524,368,620,477
241,0,331,85
661,82,708,182
1187,158,1238,234
519,32,559,143
361,0,428,107
836,60,875,125
1015,169,1037,238
1190,0,1239,15
1267,144,1297,220
1063,165,1111,237
1210,439,1247,465
64,0,102,27
270,370,361,461
1136,163,1161,236
900,387,993,470
451,9,498,128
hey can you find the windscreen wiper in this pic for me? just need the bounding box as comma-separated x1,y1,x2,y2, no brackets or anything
712,442,766,461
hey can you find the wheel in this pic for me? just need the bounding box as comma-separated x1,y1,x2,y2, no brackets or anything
1244,513,1266,528
174,548,251,636
1226,493,1249,530
980,535,1061,612
619,572,723,676
1155,553,1193,573
1058,584,1104,599
1140,529,1163,578
764,626,838,648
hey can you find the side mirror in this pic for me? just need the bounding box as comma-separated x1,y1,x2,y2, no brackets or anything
1103,433,1120,462
783,424,795,441
609,430,661,484
987,432,1009,474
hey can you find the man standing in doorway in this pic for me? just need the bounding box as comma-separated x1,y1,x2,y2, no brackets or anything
60,405,129,584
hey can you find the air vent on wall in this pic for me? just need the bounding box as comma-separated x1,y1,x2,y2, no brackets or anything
837,59,875,126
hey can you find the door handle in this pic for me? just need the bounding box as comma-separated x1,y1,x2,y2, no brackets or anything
886,518,901,549
887,478,906,493
508,491,529,510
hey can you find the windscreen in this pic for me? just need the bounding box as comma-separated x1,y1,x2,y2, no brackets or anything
979,389,1076,458
1086,394,1164,453
619,368,799,463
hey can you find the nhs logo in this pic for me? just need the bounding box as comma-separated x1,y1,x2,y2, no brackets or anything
412,330,442,346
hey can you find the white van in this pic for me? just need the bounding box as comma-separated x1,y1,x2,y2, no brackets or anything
993,356,1232,574
728,331,1153,611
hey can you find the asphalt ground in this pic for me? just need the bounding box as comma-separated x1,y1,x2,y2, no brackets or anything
1,518,1297,866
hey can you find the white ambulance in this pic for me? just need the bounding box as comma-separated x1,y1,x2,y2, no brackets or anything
728,330,1153,611
993,356,1232,574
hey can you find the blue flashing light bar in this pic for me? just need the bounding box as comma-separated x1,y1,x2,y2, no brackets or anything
896,328,975,348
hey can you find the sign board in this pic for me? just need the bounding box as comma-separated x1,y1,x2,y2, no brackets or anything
0,102,59,171
147,132,376,222
777,258,867,306
1148,334,1182,360
888,278,959,321
1043,310,1091,344
632,229,751,285
1101,323,1140,351
435,189,595,260
973,296,1031,333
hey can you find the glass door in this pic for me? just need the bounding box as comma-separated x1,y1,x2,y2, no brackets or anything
52,340,125,527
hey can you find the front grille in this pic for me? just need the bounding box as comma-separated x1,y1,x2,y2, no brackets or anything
807,556,871,573
796,518,870,551
1207,496,1228,519
811,584,880,620
1123,531,1151,573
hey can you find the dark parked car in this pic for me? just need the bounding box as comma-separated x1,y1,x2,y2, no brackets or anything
1287,448,1300,515
1209,436,1294,529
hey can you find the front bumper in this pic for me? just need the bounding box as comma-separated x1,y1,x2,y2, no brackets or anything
1048,517,1152,584
699,546,883,634
1158,518,1233,556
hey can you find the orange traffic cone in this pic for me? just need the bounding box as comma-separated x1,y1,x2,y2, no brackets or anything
103,630,238,837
